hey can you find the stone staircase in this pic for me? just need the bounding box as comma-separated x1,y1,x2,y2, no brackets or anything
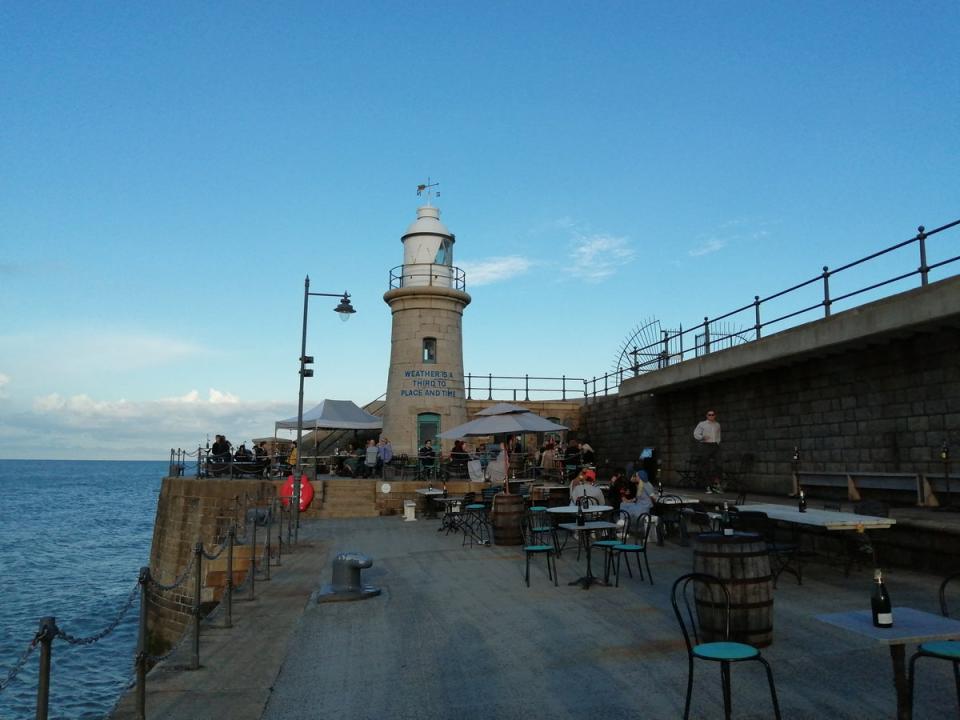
317,480,380,518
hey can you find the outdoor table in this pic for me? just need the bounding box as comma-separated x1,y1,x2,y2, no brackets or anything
415,487,445,519
816,607,960,720
744,502,896,573
558,520,618,589
546,504,613,514
431,495,465,533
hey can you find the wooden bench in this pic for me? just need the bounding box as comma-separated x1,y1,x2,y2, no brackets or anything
793,470,934,507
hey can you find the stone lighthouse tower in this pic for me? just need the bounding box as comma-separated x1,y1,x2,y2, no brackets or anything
381,199,471,455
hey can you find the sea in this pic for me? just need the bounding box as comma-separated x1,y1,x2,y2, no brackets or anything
0,460,166,720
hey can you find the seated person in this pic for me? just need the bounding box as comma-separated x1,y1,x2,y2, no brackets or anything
362,439,379,478
449,440,469,477
580,440,596,466
234,443,252,461
568,468,605,506
624,471,659,515
608,469,630,511
418,439,436,477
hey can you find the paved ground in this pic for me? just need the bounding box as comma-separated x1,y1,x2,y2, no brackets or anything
112,501,960,720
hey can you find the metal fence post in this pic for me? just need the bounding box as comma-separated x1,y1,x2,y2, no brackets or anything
562,375,567,400
265,505,272,581
466,373,472,400
754,295,762,340
822,266,832,317
524,374,529,401
225,528,234,629
35,616,56,720
136,567,149,719
703,317,711,354
191,542,201,670
250,516,258,601
487,373,492,401
168,448,175,477
917,225,929,286
197,445,203,478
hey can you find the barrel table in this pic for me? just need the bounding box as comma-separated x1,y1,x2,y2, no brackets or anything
692,531,774,648
491,493,525,545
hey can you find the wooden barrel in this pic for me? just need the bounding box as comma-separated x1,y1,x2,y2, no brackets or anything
692,532,774,648
491,493,525,546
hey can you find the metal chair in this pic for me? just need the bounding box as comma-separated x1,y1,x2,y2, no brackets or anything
730,510,802,588
671,573,782,720
461,493,490,547
591,509,628,583
653,495,685,545
908,571,960,714
521,512,558,587
611,513,654,586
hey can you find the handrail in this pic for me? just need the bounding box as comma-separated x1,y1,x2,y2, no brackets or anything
588,218,959,397
388,263,467,292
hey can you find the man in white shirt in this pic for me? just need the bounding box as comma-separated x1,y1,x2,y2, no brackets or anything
693,410,722,491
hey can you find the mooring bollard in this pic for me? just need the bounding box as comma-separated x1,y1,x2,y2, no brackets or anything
317,552,381,603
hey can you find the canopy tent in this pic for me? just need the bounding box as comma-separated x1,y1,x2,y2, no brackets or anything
275,399,383,432
437,405,567,439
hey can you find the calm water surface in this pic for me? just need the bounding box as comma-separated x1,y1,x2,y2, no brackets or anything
0,460,164,719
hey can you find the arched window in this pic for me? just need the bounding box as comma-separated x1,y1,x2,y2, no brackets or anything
422,337,437,363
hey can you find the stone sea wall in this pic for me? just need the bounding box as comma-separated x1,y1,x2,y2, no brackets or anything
581,327,960,495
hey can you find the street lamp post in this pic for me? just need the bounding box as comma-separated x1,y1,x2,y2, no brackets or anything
292,274,355,543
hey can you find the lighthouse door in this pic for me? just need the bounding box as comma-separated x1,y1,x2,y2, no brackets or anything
417,412,440,449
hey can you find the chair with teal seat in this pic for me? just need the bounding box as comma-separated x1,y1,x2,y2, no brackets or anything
527,505,557,550
521,512,558,587
671,573,782,720
592,509,629,583
462,492,490,547
611,512,654,586
908,571,960,715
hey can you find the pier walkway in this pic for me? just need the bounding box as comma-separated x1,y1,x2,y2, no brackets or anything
113,499,960,720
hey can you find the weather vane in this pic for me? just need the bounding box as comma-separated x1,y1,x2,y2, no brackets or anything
416,178,440,205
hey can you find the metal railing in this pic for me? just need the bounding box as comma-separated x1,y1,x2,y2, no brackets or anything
464,373,588,402
0,493,290,719
388,263,467,291
583,218,959,397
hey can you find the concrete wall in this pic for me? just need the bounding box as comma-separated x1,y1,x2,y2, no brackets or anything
147,477,274,652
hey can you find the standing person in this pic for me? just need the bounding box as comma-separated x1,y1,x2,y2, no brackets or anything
363,438,379,478
580,439,596,466
376,436,393,477
693,409,723,492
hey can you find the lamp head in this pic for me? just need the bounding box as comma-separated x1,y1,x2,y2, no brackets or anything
334,293,356,322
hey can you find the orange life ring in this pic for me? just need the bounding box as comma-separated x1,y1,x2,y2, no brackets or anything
281,474,315,512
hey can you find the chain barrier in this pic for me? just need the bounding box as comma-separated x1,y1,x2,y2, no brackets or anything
54,583,140,646
0,632,41,692
201,542,226,561
146,551,197,592
0,504,288,717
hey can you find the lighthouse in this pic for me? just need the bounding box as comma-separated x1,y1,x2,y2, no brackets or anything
381,197,471,455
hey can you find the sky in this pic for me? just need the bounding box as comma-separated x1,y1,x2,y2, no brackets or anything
1,1,957,460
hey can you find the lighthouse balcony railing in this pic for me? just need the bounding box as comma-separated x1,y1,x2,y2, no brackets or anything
465,373,589,402
389,263,466,291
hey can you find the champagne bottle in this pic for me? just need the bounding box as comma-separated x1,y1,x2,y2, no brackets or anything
798,487,807,513
577,500,585,527
871,569,893,628
722,501,733,535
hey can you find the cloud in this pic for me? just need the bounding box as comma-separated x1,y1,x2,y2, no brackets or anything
458,256,533,286
688,238,728,257
566,233,635,282
0,388,296,459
